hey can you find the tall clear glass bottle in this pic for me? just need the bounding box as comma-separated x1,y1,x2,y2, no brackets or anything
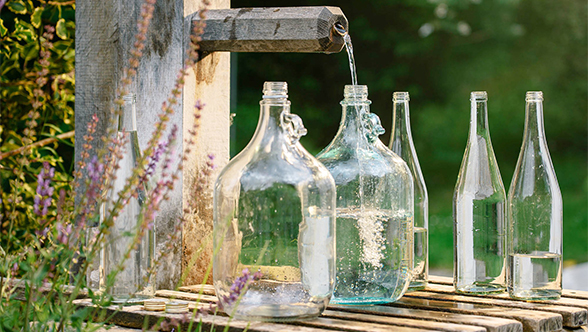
507,91,562,301
213,82,336,321
317,85,414,304
454,91,506,294
100,94,155,303
389,92,429,291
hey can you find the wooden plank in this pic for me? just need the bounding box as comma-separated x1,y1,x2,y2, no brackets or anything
329,305,523,332
409,286,587,328
429,276,588,309
75,299,335,332
322,309,486,332
390,296,563,332
291,317,437,332
564,290,588,301
178,284,216,296
155,289,217,303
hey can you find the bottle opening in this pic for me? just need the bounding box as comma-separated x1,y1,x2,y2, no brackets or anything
526,91,544,102
263,81,288,99
344,85,368,99
393,92,410,102
470,91,488,101
333,22,347,36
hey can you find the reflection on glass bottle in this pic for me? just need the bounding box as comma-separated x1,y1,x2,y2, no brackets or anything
317,85,414,305
100,94,155,303
507,91,562,301
389,92,429,291
213,82,336,321
454,91,506,294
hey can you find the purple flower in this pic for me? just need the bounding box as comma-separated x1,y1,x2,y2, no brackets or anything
0,0,6,12
87,156,104,184
34,162,55,217
220,268,262,308
55,222,72,245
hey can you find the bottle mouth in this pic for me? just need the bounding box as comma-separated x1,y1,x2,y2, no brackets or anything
344,85,368,99
526,91,543,101
122,94,136,103
393,92,409,102
263,81,288,99
470,91,488,101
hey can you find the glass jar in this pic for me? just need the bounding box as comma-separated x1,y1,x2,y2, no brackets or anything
100,94,155,303
507,91,562,300
317,85,414,304
213,82,336,321
389,92,429,291
453,91,506,294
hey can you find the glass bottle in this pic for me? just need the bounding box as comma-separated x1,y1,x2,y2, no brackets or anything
453,91,506,294
100,94,155,303
507,91,562,301
389,92,429,291
317,85,414,304
213,82,336,321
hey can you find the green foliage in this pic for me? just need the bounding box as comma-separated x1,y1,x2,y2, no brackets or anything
232,0,588,268
0,0,76,252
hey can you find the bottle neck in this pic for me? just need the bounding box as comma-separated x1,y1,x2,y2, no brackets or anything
470,98,490,139
119,95,137,132
523,99,545,142
255,98,290,145
391,99,413,152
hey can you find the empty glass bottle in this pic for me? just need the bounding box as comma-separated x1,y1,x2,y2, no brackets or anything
213,82,336,321
454,91,506,294
389,92,429,291
100,94,155,303
317,85,414,304
507,91,562,301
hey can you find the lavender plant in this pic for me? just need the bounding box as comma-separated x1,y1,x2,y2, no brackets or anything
0,0,257,330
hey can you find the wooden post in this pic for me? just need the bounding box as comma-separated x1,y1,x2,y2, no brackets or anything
75,0,230,289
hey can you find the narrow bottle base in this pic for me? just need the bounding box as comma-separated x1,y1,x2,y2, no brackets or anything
455,282,505,295
407,280,427,292
232,303,324,321
509,288,561,301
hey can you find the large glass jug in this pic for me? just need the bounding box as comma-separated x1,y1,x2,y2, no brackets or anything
213,82,336,321
317,85,414,304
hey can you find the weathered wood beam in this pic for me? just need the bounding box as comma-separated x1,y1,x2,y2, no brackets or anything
193,6,348,53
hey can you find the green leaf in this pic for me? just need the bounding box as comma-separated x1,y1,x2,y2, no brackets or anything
55,18,68,40
0,19,7,37
7,0,27,15
31,8,43,29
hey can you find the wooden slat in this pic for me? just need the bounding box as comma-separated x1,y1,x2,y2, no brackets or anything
155,289,217,303
329,305,523,332
428,276,588,309
410,286,587,327
291,317,437,332
322,309,486,332
564,290,588,301
74,299,337,332
389,296,563,332
178,284,216,296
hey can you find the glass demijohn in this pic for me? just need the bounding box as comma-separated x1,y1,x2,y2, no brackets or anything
213,82,336,321
507,91,562,300
453,91,506,294
317,85,414,304
100,94,155,303
389,92,429,291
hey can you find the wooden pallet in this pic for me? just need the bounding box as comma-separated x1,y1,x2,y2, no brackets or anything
76,276,588,332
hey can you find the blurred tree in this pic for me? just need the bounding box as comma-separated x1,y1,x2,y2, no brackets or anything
231,0,587,269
